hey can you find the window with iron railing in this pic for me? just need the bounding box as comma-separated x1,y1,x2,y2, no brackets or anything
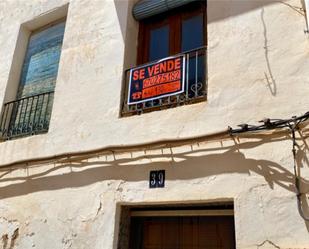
121,1,207,116
0,20,66,140
122,46,207,116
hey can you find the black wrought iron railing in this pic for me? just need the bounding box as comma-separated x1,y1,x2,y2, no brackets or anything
0,91,54,139
121,46,207,116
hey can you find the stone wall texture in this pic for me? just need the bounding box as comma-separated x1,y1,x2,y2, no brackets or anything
0,0,309,248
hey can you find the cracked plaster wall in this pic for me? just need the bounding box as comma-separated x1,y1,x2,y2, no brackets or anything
0,0,309,248
0,136,308,248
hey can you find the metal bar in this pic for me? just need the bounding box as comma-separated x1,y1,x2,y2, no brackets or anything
32,96,40,130
16,99,24,130
21,97,30,131
124,46,206,72
37,94,46,128
0,104,8,131
42,93,51,127
8,102,17,132
27,97,35,132
130,210,234,217
195,50,198,97
4,91,55,105
186,52,189,99
0,91,54,138
203,49,207,95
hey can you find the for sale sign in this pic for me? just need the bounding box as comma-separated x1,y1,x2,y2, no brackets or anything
128,55,186,105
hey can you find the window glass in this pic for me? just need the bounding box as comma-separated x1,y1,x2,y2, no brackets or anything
181,14,203,52
187,55,205,98
149,25,169,61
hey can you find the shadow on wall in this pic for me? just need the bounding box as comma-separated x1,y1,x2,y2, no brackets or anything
207,0,300,24
113,0,300,99
113,0,132,43
261,7,277,96
112,0,294,48
0,132,308,219
113,0,292,41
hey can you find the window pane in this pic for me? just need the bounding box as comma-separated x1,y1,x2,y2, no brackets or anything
181,14,203,52
149,25,169,61
187,55,205,98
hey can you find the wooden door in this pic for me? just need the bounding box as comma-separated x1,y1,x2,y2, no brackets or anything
129,216,235,249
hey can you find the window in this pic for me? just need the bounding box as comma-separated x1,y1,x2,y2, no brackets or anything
137,2,206,64
0,19,66,139
122,1,207,116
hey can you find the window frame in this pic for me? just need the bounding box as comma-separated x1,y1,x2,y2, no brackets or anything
137,1,207,65
0,18,66,140
121,1,208,117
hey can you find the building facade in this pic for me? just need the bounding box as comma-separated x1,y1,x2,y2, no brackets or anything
0,0,309,248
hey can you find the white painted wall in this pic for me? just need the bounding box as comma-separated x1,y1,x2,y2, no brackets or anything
0,0,309,248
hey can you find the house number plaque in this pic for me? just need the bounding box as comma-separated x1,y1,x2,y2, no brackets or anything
149,170,165,188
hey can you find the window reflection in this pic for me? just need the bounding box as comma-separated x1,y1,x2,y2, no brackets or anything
149,25,169,61
182,14,203,52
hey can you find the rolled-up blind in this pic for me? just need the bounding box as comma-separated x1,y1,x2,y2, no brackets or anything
133,0,199,21
18,21,66,98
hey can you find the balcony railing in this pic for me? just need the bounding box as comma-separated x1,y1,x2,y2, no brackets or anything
0,91,54,140
121,46,207,116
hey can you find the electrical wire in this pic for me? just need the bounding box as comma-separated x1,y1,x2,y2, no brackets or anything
1,111,309,220
229,111,309,134
230,111,309,221
0,129,230,168
3,112,309,169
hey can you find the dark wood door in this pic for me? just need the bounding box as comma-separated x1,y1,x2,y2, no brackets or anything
129,216,235,249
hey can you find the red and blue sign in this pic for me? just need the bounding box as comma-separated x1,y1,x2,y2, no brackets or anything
128,55,186,105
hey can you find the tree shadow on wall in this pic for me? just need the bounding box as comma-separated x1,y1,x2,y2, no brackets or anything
114,0,293,41
0,133,308,220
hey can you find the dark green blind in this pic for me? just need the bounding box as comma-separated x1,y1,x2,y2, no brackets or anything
133,0,199,20
18,21,65,98
7,21,65,138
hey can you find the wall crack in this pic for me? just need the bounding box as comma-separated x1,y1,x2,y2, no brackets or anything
257,240,280,249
